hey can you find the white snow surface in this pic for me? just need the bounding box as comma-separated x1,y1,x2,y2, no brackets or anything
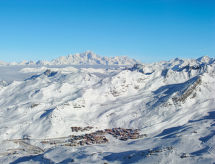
0,56,215,163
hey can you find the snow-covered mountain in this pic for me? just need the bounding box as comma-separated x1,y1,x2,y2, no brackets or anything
0,56,215,163
5,51,140,66
49,51,140,65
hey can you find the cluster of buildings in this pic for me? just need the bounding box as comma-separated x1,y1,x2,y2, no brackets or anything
104,128,143,141
68,133,109,146
40,127,146,147
71,126,93,132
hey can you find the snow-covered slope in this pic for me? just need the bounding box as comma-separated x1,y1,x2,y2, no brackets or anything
0,56,215,163
7,51,140,66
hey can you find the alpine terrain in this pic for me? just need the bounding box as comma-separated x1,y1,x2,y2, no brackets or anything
0,52,215,164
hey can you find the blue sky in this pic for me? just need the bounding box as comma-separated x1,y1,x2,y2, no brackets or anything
0,0,214,63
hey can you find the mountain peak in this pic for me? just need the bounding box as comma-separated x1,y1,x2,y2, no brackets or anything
72,51,99,59
50,51,140,65
196,56,212,63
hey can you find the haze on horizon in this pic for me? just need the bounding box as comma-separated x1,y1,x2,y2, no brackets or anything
0,0,214,63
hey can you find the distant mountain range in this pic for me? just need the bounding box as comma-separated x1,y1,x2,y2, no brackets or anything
0,51,140,66
0,55,215,163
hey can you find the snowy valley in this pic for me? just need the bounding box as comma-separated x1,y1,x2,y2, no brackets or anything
0,53,215,163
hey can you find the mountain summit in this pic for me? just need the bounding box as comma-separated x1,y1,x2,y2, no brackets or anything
2,51,140,66
49,51,140,65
